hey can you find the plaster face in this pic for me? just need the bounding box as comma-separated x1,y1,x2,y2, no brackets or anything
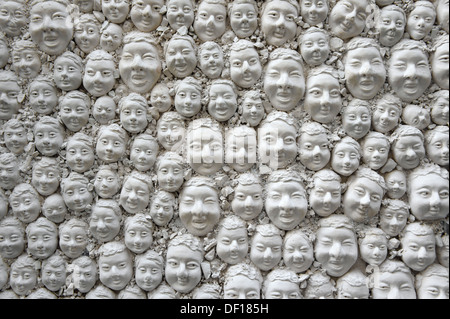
310,178,341,217
60,98,90,132
380,207,408,237
362,137,389,170
261,1,298,46
372,102,400,133
120,102,148,135
193,1,227,42
231,183,264,221
187,126,223,175
224,274,260,299
174,82,202,118
329,0,368,40
166,0,195,31
402,105,430,130
96,129,127,163
409,173,449,221
315,226,358,277
331,142,360,176
401,232,436,272
283,233,314,273
198,44,224,79
93,97,116,125
388,49,431,103
120,177,150,214
4,125,28,155
12,48,41,79
179,185,221,236
0,80,21,121
32,164,60,196
378,8,405,47
436,0,450,33
417,274,450,299
301,0,328,26
83,58,116,97
230,3,258,38
207,83,238,122
345,47,386,100
124,221,152,254
29,1,73,55
406,5,435,40
385,170,407,199
157,118,185,152
157,159,184,192
150,195,175,227
360,235,388,266
130,0,164,32
99,249,133,291
59,225,88,259
230,47,262,89
165,39,197,78
119,41,161,94
250,233,283,271
165,245,202,293
94,169,121,199
29,80,58,115
304,73,342,124
264,279,301,299
66,140,95,173
225,130,257,172
300,32,330,66
0,40,9,68
343,177,384,223
102,0,130,24
130,139,158,171
62,180,93,213
241,95,265,127
90,206,121,243
426,131,449,167
72,262,97,293
10,265,37,296
259,119,298,169
150,84,172,113
0,0,27,37
42,195,67,223
53,57,83,92
27,224,58,259
0,225,25,259
42,262,66,292
216,225,248,265
265,181,307,230
0,159,20,190
264,58,305,111
100,23,123,52
431,44,450,90
371,271,416,299
341,104,371,136
10,192,41,224
431,96,449,125
74,21,100,53
392,135,425,170
135,257,163,292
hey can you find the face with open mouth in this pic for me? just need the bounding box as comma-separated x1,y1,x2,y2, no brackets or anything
283,230,314,273
166,38,197,78
29,1,74,55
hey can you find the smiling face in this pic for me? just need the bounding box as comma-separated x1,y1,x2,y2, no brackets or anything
166,39,197,78
119,177,150,214
102,0,130,23
60,98,90,132
90,206,121,243
0,225,25,259
431,44,450,90
193,1,226,41
131,0,164,32
250,233,283,271
207,83,238,122
12,48,41,79
62,180,93,213
264,58,305,111
166,0,195,30
0,0,27,37
304,73,342,123
119,41,161,93
261,0,298,46
343,177,383,223
29,1,73,55
31,164,60,197
300,32,330,66
99,249,133,291
265,181,307,230
187,126,223,175
388,48,431,102
230,47,261,88
135,257,163,292
10,192,41,224
174,82,202,118
283,232,314,273
301,0,328,25
27,224,58,259
83,58,116,97
59,224,88,259
96,129,127,163
165,245,203,293
392,134,425,170
345,46,386,100
230,2,258,38
372,103,400,134
28,80,57,115
329,0,368,39
179,185,220,236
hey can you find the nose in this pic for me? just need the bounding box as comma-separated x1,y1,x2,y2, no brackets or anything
42,15,55,31
242,60,250,72
142,5,151,16
131,54,144,70
279,194,291,209
417,246,427,259
323,192,332,204
360,193,371,207
312,144,322,156
275,15,286,27
244,195,253,208
403,63,417,79
405,147,416,158
229,240,239,252
96,219,107,231
320,91,330,106
329,242,342,258
429,191,441,207
346,9,357,22
206,15,215,26
174,51,184,62
387,287,401,299
263,247,273,259
359,61,371,75
128,189,137,200
372,246,380,257
277,73,290,89
191,200,203,216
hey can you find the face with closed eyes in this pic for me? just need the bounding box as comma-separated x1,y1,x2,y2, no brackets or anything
343,177,384,223
329,0,369,40
231,183,263,220
230,2,258,38
283,233,314,273
300,32,330,66
193,1,226,42
298,132,330,171
165,39,197,78
392,134,425,170
250,232,283,271
259,119,298,169
216,226,248,265
119,177,151,214
265,181,307,231
165,245,203,293
301,0,328,26
377,8,405,47
261,0,298,46
224,274,261,299
304,73,342,123
179,185,221,236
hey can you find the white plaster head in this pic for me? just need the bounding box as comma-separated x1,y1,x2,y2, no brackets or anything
193,0,227,42
228,0,258,38
26,217,58,259
134,250,164,292
94,166,121,198
2,119,29,155
90,199,122,243
430,90,449,125
198,41,224,79
261,0,299,46
66,132,95,173
41,192,67,223
59,90,91,132
93,96,116,125
83,50,117,97
0,153,20,190
425,126,449,167
358,227,388,266
10,183,42,224
384,169,407,199
370,260,416,299
406,0,436,40
31,157,60,196
130,133,159,172
96,124,129,163
263,268,301,299
216,215,248,265
124,213,153,253
74,14,101,53
149,190,175,226
329,0,370,40
59,218,88,258
0,0,27,37
303,271,335,299
174,77,202,118
100,22,123,52
360,131,390,170
240,90,265,127
309,169,341,217
98,241,133,291
9,254,38,296
402,104,430,130
415,263,449,299
165,34,197,79
119,93,150,134
225,125,257,172
250,224,283,271
390,125,425,170
400,222,436,272
431,34,449,90
231,173,264,220
131,0,164,32
223,262,262,299
371,93,401,134
336,269,369,299
53,52,83,92
379,199,409,237
0,71,21,121
283,229,314,273
102,0,130,23
341,99,372,140
41,254,67,292
150,82,172,113
376,5,406,47
435,0,449,33
156,152,185,192
0,217,25,259
166,0,195,31
229,40,262,89
11,40,41,80
331,136,361,177
207,79,238,122
300,0,328,26
157,112,186,152
60,172,93,213
119,171,153,214
299,27,330,67
28,76,57,115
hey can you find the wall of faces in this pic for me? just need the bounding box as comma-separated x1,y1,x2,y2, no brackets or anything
0,0,448,299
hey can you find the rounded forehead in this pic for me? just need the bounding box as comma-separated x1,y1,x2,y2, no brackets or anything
31,1,68,13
